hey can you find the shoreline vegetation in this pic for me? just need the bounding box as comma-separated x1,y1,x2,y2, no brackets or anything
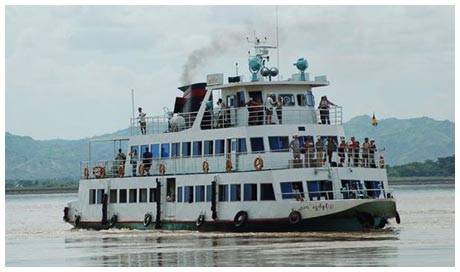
5,176,454,195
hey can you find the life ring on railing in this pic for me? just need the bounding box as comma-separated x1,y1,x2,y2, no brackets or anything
92,166,106,179
139,164,145,177
118,165,125,177
202,160,209,174
83,167,90,179
196,214,205,228
379,156,385,168
288,211,302,225
144,214,152,227
253,156,264,171
226,159,233,172
233,211,248,228
109,214,117,228
159,163,166,176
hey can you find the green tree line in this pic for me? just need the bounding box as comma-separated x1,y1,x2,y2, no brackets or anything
387,155,455,177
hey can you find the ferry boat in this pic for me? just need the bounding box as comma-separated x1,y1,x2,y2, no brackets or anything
64,37,400,232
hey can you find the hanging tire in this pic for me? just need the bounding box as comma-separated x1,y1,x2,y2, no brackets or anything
144,214,152,227
395,211,401,224
74,215,81,227
196,214,205,228
233,211,248,228
109,214,117,228
63,207,69,222
288,211,302,225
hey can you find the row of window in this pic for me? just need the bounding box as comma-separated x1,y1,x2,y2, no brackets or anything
88,179,384,205
131,135,340,159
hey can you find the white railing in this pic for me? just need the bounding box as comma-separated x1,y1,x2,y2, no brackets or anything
129,106,343,135
80,148,385,179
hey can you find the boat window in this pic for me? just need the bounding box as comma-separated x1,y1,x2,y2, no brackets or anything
218,184,229,202
119,189,127,203
193,141,202,157
268,136,289,152
297,94,306,106
150,144,160,159
184,186,194,203
196,185,205,202
250,137,265,152
204,140,213,156
167,178,176,202
364,180,383,198
341,180,366,199
278,94,295,106
96,189,105,204
260,183,276,201
177,187,183,203
230,184,241,201
161,143,170,158
149,188,157,202
130,146,139,161
171,142,180,158
236,91,246,107
141,145,149,158
129,189,137,203
280,181,304,200
89,189,96,204
244,184,258,201
109,189,117,203
206,185,212,202
139,188,148,203
215,139,225,156
308,180,333,200
306,90,315,107
182,142,191,157
237,138,247,154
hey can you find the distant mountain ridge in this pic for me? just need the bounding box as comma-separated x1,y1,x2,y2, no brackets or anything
5,116,455,181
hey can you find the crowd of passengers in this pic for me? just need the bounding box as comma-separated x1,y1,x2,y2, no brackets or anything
289,135,381,168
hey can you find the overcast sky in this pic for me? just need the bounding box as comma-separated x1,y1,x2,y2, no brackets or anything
5,5,455,140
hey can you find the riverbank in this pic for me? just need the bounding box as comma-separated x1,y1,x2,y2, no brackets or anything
5,176,454,195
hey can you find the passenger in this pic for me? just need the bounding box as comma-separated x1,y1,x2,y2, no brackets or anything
289,135,301,168
115,149,127,165
318,96,336,124
129,149,137,176
265,93,276,125
255,98,264,125
275,95,284,124
362,137,370,167
326,137,337,166
215,98,227,128
347,136,356,167
369,139,377,168
292,184,304,201
142,147,153,176
137,107,147,135
302,138,315,167
338,138,347,167
354,141,360,167
245,97,257,126
315,137,324,167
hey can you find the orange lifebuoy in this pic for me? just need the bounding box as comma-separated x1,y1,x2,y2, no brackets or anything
226,159,233,172
202,160,209,174
92,166,106,179
118,165,125,177
254,157,264,171
159,163,166,176
83,167,90,179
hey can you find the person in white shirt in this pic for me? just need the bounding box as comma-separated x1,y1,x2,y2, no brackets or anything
265,93,275,124
137,107,147,134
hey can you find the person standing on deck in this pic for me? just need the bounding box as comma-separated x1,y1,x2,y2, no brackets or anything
338,138,347,167
290,135,301,167
275,95,284,124
315,137,325,167
142,147,153,175
326,137,338,166
369,139,377,168
362,137,370,167
265,93,276,125
318,96,336,124
137,107,147,135
129,149,137,176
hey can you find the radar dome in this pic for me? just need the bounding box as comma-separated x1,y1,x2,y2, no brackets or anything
270,67,279,77
261,67,270,77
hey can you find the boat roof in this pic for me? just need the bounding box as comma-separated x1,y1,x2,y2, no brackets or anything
207,79,329,90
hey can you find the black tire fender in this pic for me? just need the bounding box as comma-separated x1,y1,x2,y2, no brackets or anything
288,211,302,225
196,214,205,228
144,214,152,227
109,214,117,228
233,211,248,228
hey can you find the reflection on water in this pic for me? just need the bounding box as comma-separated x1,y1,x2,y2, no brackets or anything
5,184,455,266
61,230,400,266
